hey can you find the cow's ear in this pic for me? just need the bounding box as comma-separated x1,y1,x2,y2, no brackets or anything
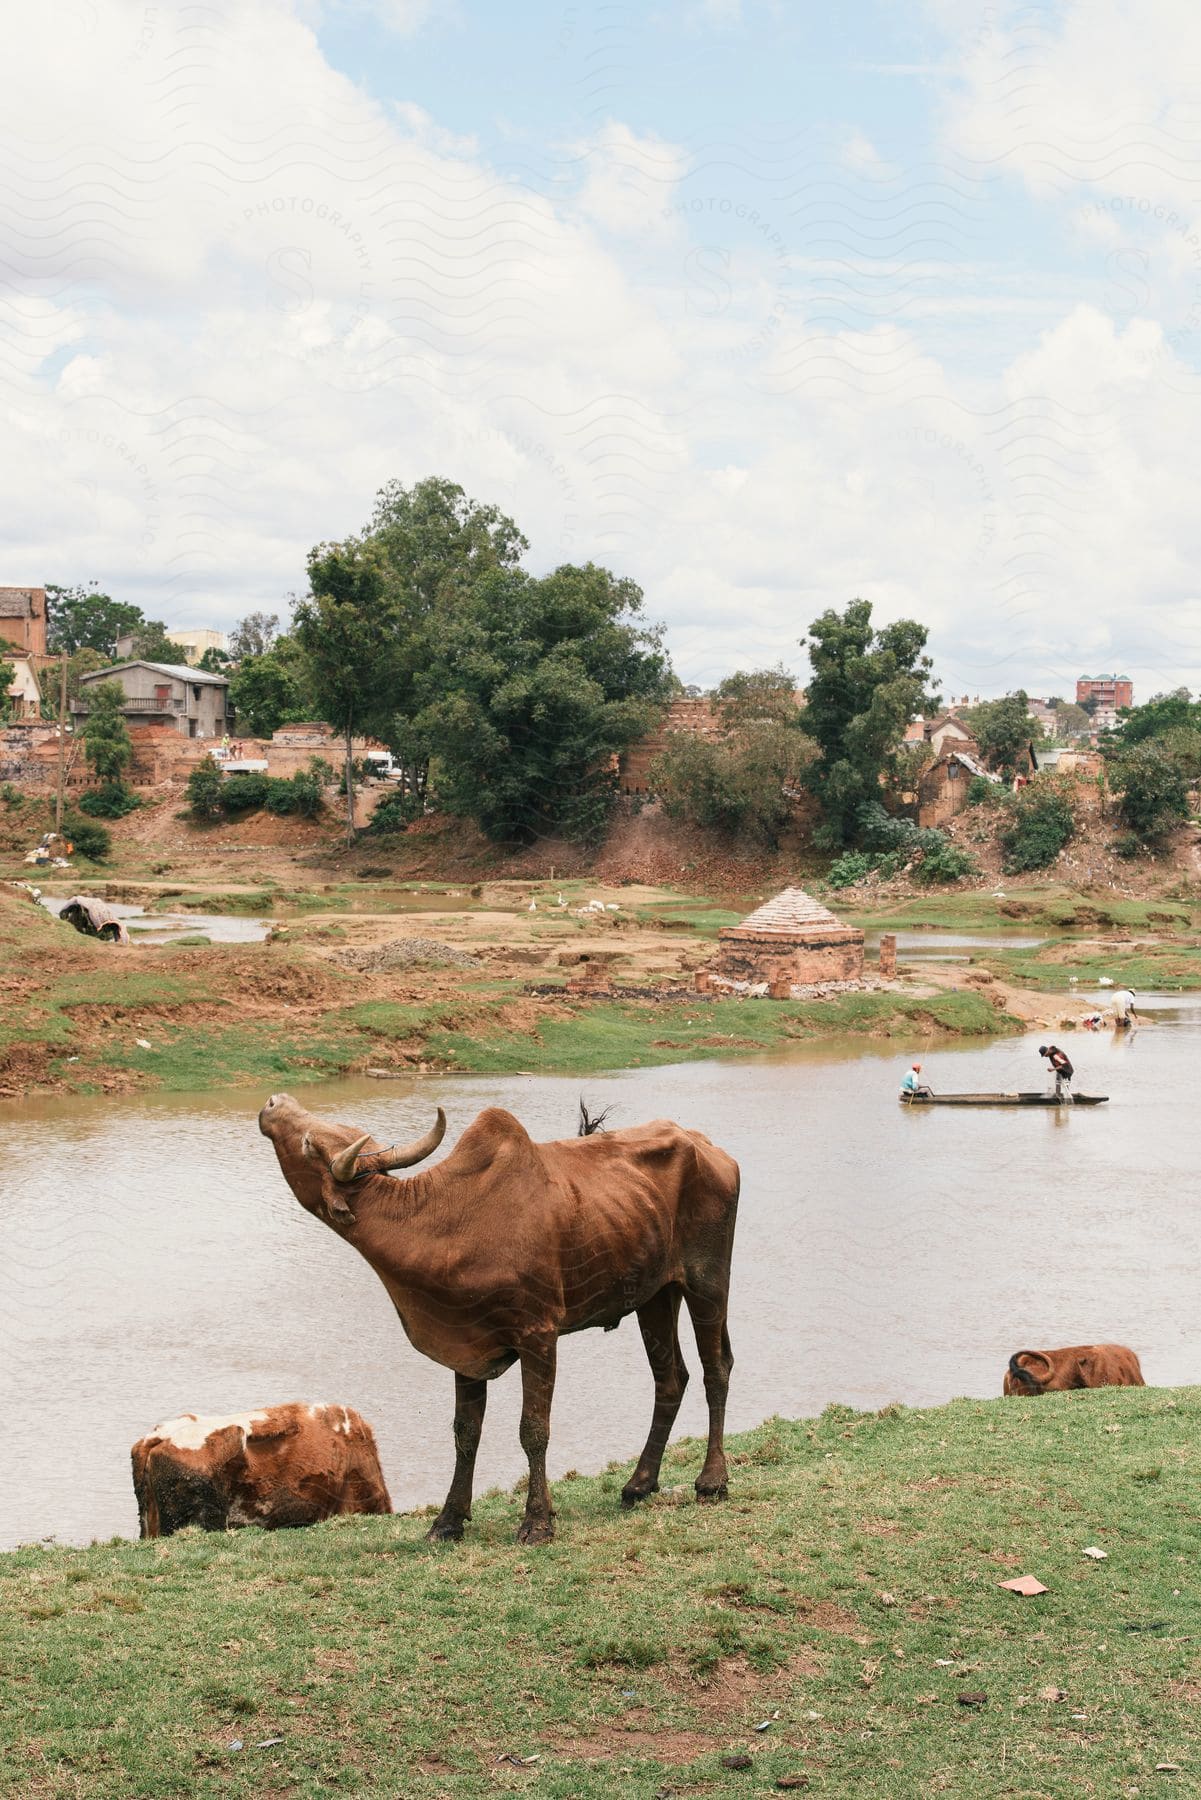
320,1178,357,1228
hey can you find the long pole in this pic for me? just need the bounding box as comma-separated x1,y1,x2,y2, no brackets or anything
55,650,67,831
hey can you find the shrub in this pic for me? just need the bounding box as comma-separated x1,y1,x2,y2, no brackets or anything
186,757,224,819
0,782,23,810
218,772,270,812
78,782,139,818
265,770,323,818
369,792,424,835
1112,742,1191,844
966,775,1001,807
913,839,977,885
827,850,876,888
1112,830,1145,860
1000,780,1076,872
62,813,111,861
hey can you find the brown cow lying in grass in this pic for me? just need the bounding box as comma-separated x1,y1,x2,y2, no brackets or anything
259,1093,740,1545
1004,1344,1145,1395
131,1402,391,1538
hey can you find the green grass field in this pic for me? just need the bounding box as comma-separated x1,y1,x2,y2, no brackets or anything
3,1390,1198,1798
842,886,1201,935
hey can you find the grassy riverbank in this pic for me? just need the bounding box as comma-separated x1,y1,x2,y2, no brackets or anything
3,1390,1198,1797
0,884,1019,1098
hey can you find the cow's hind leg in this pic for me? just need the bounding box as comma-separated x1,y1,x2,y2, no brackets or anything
427,1374,488,1543
516,1344,558,1545
684,1290,733,1501
622,1286,688,1507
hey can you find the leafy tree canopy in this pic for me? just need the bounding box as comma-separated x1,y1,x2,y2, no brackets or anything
81,680,133,785
228,611,280,661
228,640,311,740
961,690,1043,776
712,666,802,730
46,584,144,658
1114,689,1201,746
1113,741,1192,844
799,599,939,847
414,561,672,844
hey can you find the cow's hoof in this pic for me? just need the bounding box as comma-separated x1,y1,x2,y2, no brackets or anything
426,1517,465,1543
695,1481,728,1503
621,1480,658,1508
516,1516,555,1545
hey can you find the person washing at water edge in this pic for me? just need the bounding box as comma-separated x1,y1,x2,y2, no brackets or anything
1111,987,1137,1029
1039,1044,1074,1103
900,1062,933,1101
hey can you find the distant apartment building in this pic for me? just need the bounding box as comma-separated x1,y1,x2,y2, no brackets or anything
1077,674,1133,720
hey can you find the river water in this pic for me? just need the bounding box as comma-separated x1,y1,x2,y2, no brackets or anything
2,998,1198,1550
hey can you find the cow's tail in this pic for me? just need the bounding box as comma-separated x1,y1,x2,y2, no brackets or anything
578,1100,612,1137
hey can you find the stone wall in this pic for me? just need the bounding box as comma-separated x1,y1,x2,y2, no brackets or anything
618,697,722,794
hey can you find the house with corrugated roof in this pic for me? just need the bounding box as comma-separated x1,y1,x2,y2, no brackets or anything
74,661,230,740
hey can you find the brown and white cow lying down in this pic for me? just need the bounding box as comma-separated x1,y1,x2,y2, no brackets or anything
1004,1344,1145,1395
131,1402,391,1538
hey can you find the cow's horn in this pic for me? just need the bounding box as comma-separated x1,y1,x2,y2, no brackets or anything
360,1107,447,1174
329,1134,373,1183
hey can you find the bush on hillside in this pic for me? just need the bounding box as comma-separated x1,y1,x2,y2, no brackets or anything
78,782,140,818
188,763,325,822
186,757,223,819
912,838,977,885
369,792,425,834
999,780,1076,872
1112,742,1191,845
62,813,111,861
965,775,1001,807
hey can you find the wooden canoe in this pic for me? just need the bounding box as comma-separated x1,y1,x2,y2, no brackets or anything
901,1091,1108,1108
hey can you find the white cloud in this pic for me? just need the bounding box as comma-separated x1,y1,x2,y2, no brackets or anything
0,0,1199,699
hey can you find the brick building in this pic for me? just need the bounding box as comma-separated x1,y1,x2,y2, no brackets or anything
0,587,47,657
1077,674,1132,720
711,888,864,992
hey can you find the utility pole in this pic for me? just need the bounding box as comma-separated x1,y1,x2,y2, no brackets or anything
55,650,67,831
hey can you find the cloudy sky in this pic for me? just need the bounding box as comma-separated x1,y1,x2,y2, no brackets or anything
4,0,1201,698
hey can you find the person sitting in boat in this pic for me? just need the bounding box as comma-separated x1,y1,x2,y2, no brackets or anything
900,1061,933,1101
1111,987,1137,1029
1039,1043,1074,1102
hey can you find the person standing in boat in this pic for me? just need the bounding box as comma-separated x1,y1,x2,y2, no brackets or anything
1039,1043,1074,1102
900,1061,933,1101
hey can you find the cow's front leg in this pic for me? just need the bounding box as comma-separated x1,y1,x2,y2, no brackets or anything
427,1374,488,1543
516,1344,557,1544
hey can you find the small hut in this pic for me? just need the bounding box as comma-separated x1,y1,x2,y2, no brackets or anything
711,887,864,992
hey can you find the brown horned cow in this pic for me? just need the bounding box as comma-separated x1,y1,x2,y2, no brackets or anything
1004,1344,1145,1395
259,1094,740,1544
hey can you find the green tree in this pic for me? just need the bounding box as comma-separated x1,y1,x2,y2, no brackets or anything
294,538,403,837
81,681,133,785
1054,700,1092,738
0,648,13,722
1113,742,1192,844
1114,689,1201,746
228,611,280,660
962,690,1043,777
45,584,144,658
38,648,107,720
229,648,308,739
186,757,224,819
197,646,231,673
712,666,801,729
800,599,940,847
999,779,1077,872
124,619,185,663
415,561,672,844
652,718,815,846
